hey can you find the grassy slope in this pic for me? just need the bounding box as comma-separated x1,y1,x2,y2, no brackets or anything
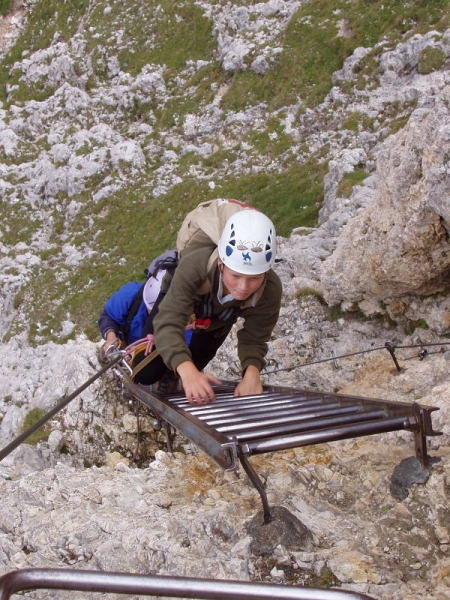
0,0,448,342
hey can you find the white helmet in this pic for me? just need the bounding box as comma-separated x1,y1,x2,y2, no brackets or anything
143,269,165,310
218,210,276,275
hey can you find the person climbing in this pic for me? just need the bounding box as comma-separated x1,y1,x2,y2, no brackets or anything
97,265,169,364
97,248,186,363
131,206,282,405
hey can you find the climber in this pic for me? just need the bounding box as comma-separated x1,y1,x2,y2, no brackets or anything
97,265,171,363
131,208,282,404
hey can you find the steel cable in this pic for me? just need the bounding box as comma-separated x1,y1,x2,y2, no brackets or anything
263,341,450,375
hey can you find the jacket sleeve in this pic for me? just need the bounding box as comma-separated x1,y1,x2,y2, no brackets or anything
236,270,282,373
98,308,121,339
99,282,143,336
153,247,213,372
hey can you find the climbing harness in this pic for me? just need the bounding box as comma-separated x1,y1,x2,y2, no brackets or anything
125,318,217,382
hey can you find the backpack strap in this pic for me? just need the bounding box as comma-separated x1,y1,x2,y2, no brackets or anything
142,248,218,336
195,249,218,295
122,283,146,338
146,249,178,279
141,285,168,337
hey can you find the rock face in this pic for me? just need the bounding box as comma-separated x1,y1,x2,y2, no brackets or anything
1,4,450,600
321,85,450,332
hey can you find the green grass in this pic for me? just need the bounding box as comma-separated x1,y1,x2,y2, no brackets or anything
0,0,12,16
222,0,449,111
219,159,327,235
336,169,370,198
21,408,50,445
2,0,448,108
0,201,43,246
84,0,216,82
120,1,215,74
12,154,326,342
405,319,429,335
341,112,376,133
0,0,448,344
0,0,89,103
243,115,295,161
418,46,447,74
327,305,345,322
295,287,325,302
0,0,215,103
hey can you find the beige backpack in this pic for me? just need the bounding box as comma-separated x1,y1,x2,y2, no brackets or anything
176,198,253,255
175,198,254,294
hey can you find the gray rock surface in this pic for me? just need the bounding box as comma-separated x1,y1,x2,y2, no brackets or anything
320,85,450,330
0,4,450,600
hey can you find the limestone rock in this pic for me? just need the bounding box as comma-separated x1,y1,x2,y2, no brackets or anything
0,5,450,600
321,85,450,333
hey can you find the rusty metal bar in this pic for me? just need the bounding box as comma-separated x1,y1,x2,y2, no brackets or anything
163,421,175,454
212,405,373,432
384,342,402,372
242,416,411,455
172,393,302,413
237,448,272,524
201,403,346,427
174,393,430,433
204,403,361,431
410,404,442,468
171,390,286,404
123,376,441,468
318,392,425,412
178,388,430,415
0,568,377,600
182,397,333,420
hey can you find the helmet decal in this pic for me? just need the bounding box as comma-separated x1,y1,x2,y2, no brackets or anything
250,241,263,252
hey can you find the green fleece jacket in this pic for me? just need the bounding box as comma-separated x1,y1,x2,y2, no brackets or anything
153,245,282,374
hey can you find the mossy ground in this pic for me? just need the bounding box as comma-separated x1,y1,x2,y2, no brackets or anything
20,407,50,444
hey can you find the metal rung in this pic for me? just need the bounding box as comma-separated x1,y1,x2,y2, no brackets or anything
212,404,363,431
185,397,332,420
172,391,295,410
221,409,388,440
244,416,410,455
